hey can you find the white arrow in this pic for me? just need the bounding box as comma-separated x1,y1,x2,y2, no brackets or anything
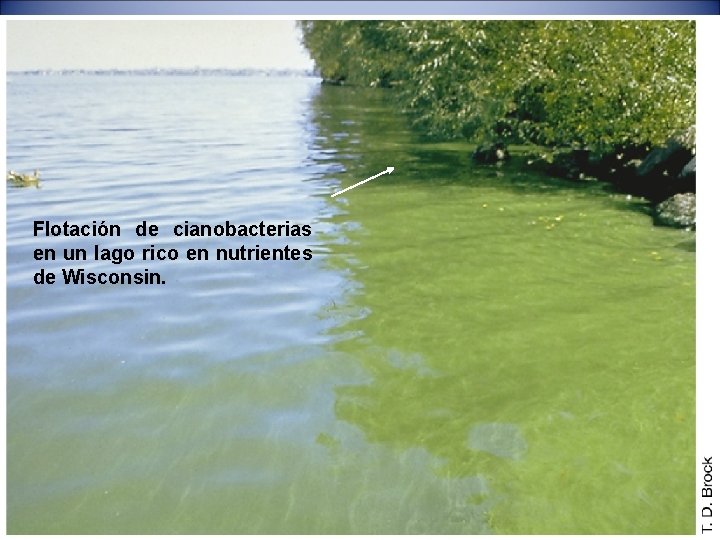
331,166,395,197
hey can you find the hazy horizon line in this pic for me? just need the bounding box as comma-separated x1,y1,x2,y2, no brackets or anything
7,67,319,76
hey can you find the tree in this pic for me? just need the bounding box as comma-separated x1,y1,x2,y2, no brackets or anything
299,20,695,153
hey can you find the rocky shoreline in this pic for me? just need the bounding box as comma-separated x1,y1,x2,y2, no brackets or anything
473,134,696,230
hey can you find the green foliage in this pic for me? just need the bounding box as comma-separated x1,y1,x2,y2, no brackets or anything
298,21,408,86
299,20,695,153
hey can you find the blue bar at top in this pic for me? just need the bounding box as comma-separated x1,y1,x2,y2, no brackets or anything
1,0,719,15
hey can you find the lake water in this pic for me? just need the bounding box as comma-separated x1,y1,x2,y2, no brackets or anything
6,75,695,534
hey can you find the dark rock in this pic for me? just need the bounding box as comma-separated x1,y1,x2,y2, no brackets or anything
472,142,510,164
636,139,691,178
584,145,650,191
321,77,346,86
680,156,696,179
654,193,696,229
545,149,590,180
607,139,695,202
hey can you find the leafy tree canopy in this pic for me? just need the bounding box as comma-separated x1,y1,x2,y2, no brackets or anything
299,21,695,153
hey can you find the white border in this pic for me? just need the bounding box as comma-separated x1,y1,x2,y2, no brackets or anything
2,11,717,539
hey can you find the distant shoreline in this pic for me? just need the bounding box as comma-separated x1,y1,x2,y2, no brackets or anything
7,68,318,77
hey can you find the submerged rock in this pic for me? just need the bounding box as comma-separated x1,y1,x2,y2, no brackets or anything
654,193,696,229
